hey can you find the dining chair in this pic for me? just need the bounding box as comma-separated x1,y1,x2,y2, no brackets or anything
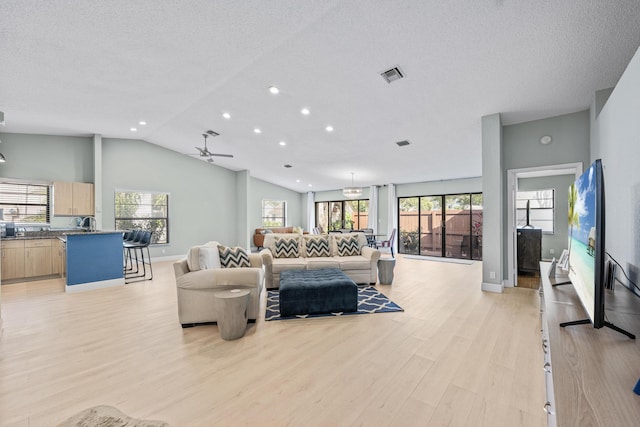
375,228,396,257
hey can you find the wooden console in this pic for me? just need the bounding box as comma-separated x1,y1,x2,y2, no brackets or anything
539,261,640,426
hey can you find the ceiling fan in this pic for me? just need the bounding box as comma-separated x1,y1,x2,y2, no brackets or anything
194,130,234,160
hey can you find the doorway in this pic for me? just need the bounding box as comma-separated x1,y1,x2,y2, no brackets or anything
507,163,582,287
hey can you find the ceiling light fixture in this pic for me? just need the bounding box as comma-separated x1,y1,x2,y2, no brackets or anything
254,128,261,134
139,121,147,126
222,112,231,119
301,108,310,115
296,179,301,183
343,172,363,198
269,86,279,95
130,127,137,132
325,125,334,132
540,135,552,145
279,141,286,146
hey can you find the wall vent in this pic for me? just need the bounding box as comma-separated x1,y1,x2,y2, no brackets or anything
381,66,405,83
396,140,411,147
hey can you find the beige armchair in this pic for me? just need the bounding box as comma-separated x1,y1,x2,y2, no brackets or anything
173,242,264,327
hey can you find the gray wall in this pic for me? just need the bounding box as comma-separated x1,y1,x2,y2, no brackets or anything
249,176,304,234
0,133,306,258
503,111,591,171
481,113,504,290
591,46,640,294
0,133,95,228
500,110,591,281
101,138,241,257
518,175,575,261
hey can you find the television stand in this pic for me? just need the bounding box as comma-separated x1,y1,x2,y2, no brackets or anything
560,318,636,339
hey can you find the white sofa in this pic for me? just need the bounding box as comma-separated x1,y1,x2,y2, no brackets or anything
259,232,381,289
173,241,264,327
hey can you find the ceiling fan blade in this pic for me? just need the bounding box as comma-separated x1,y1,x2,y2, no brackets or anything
209,153,234,158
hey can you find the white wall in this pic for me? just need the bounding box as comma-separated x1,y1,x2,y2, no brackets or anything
591,46,640,294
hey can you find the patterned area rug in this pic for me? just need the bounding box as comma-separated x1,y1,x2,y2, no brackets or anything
266,286,403,321
57,405,171,427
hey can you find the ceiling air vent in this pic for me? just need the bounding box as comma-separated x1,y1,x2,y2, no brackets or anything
283,164,293,168
396,140,411,147
206,129,219,137
381,66,405,83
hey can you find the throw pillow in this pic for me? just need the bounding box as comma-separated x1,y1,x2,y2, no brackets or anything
304,236,330,258
217,245,251,268
337,235,360,257
199,246,221,269
274,236,300,258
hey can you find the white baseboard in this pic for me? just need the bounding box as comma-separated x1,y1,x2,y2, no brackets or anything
482,281,504,293
150,254,184,263
65,277,125,293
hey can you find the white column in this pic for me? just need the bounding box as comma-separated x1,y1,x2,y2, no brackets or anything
368,185,378,234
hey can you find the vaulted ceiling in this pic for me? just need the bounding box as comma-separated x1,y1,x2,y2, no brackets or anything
1,1,639,192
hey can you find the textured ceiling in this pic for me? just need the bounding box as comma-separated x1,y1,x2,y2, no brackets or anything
1,0,639,192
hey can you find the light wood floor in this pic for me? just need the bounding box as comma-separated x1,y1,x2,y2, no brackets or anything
0,256,545,427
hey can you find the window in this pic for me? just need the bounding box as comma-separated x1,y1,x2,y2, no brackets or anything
315,199,369,231
516,189,554,233
114,190,169,244
262,200,286,227
0,181,50,223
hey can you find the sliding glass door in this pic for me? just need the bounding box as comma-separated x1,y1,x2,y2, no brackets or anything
420,196,442,256
398,193,482,260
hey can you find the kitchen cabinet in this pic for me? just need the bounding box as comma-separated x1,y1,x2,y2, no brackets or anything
51,239,66,276
53,181,95,216
24,239,52,278
1,240,25,281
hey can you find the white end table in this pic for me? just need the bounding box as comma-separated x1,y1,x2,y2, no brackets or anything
213,289,250,340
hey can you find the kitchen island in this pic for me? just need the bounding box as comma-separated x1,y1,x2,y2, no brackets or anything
63,231,124,293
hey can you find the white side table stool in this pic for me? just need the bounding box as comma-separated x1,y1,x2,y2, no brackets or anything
213,289,250,340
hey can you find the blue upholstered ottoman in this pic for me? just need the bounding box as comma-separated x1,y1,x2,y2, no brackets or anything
279,269,358,317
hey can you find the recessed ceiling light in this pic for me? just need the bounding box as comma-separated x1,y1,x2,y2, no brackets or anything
138,121,147,126
222,112,231,119
279,141,286,146
130,127,137,132
268,86,279,95
296,179,301,183
254,128,262,134
301,108,310,115
325,125,334,132
308,184,312,187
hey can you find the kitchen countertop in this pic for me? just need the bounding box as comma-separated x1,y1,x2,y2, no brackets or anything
3,230,123,241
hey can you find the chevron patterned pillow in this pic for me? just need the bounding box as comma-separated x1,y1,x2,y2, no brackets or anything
217,245,251,268
337,235,360,257
274,237,300,258
304,236,330,257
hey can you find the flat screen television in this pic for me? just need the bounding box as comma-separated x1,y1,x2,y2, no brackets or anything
563,159,634,338
566,159,605,327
